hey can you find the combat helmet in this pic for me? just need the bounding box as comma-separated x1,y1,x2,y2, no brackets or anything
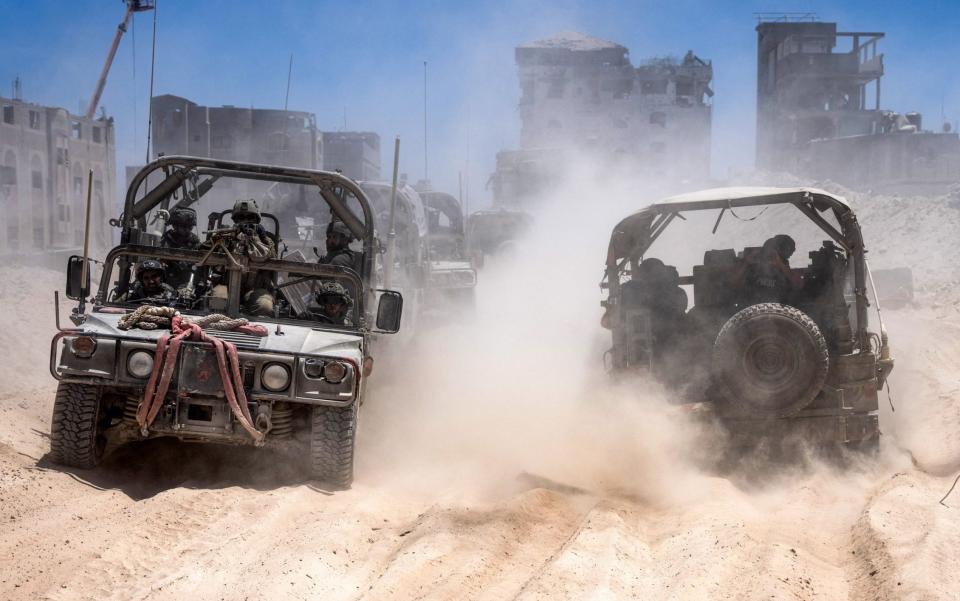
327,220,354,240
168,207,197,228
315,281,353,310
136,259,166,279
232,199,261,223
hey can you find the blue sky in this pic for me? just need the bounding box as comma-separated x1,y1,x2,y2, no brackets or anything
2,0,958,205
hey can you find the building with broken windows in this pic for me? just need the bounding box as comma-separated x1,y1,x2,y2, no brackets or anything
0,95,116,257
150,95,381,181
756,18,960,191
490,31,714,206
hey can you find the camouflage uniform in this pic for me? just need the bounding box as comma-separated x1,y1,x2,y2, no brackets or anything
205,200,278,316
122,281,178,304
160,208,200,289
120,260,178,305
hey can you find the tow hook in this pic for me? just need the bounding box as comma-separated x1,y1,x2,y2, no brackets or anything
255,404,272,434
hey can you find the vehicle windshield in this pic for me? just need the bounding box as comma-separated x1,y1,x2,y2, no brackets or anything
101,248,362,327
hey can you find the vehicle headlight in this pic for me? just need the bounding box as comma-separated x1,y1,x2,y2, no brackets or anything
323,361,348,384
303,358,324,379
127,350,155,379
261,363,291,392
70,336,97,358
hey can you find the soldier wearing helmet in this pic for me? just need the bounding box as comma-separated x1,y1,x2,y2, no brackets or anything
121,259,177,304
160,207,200,288
318,220,358,271
204,199,277,316
161,207,200,249
308,281,354,325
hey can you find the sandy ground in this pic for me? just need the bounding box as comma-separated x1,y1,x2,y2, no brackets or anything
2,188,960,600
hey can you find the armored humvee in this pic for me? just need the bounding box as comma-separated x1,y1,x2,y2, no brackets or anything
602,187,894,450
50,156,403,488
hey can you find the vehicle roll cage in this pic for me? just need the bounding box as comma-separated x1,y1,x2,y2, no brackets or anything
604,188,871,350
123,156,378,281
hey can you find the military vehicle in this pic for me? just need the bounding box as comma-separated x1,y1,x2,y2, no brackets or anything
419,190,477,310
466,208,534,266
360,182,475,317
50,156,403,488
602,187,894,450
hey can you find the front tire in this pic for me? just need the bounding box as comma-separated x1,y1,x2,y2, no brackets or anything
310,403,357,489
49,382,106,469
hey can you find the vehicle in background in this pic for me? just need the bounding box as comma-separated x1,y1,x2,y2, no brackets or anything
466,208,534,267
418,188,477,313
602,187,893,452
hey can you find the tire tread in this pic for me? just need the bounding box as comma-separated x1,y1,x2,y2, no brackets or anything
49,382,103,469
310,404,357,489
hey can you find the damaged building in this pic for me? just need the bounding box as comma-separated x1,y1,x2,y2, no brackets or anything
150,94,381,180
490,31,714,206
0,93,116,258
756,18,960,191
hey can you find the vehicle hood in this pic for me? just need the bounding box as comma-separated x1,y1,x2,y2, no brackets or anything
77,311,363,360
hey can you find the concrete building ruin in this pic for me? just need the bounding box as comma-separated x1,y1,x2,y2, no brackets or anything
0,94,116,257
150,94,381,181
321,131,381,181
756,18,960,191
491,31,714,206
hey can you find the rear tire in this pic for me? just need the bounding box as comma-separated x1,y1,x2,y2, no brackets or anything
49,382,106,469
310,403,357,489
712,303,829,417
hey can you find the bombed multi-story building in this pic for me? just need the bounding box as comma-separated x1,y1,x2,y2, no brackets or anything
146,95,381,241
321,131,381,181
0,94,116,257
150,95,381,181
151,94,322,170
756,18,960,191
490,31,714,206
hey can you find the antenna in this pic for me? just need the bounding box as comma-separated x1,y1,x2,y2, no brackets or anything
284,53,293,110
423,60,428,181
145,0,158,163
12,75,22,101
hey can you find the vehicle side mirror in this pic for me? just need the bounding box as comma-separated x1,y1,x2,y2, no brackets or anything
65,255,91,301
375,290,403,333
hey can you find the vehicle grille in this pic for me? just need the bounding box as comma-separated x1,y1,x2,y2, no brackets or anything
205,329,265,351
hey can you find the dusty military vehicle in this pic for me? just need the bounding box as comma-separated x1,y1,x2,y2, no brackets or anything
50,156,403,488
602,187,894,450
360,182,476,317
419,190,477,310
466,208,533,266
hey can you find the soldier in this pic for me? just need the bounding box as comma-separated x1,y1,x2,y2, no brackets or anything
206,199,277,316
121,259,177,304
161,207,200,249
307,281,353,326
318,220,358,271
160,207,200,289
738,234,803,304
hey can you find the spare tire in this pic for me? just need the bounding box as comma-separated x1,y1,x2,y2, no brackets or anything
712,303,828,417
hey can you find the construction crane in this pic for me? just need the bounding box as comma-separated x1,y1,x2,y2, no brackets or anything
84,0,155,120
